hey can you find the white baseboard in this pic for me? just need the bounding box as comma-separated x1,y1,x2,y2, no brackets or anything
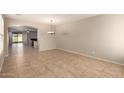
57,48,124,66
40,48,57,52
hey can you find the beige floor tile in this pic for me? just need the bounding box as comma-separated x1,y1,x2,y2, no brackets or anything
0,43,124,78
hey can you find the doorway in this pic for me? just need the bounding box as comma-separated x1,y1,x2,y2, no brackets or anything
8,26,38,49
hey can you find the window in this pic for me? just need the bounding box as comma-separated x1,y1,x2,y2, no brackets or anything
12,33,23,43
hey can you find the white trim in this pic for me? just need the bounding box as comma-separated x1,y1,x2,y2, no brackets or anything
0,52,5,72
40,48,57,52
57,48,124,66
0,57,4,72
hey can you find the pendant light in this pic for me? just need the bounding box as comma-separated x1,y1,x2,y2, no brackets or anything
48,19,55,35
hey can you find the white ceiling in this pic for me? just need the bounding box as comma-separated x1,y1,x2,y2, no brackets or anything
5,14,98,25
8,26,37,32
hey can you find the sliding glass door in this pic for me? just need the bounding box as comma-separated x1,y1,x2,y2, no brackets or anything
12,33,23,43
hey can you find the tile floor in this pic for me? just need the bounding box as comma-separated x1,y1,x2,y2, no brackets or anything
0,43,124,78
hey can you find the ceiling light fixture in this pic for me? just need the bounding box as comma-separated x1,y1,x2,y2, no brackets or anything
48,19,55,35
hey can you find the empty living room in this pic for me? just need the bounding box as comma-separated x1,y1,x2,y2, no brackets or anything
0,14,124,78
1,1,124,93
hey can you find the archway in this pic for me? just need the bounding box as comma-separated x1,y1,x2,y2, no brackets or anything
8,26,38,47
8,26,38,48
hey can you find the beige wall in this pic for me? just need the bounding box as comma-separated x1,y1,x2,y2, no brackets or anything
22,32,28,45
4,18,9,57
0,15,4,71
5,18,56,52
56,15,124,64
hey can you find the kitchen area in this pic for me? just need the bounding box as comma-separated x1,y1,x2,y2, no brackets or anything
8,26,38,49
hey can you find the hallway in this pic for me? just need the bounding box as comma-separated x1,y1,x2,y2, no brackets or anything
0,43,124,78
